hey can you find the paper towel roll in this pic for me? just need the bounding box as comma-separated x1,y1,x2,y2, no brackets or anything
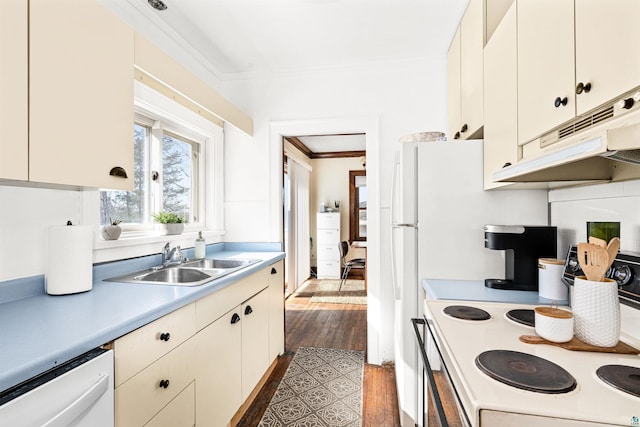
45,224,93,295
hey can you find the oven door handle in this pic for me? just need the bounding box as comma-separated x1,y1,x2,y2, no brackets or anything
412,317,450,427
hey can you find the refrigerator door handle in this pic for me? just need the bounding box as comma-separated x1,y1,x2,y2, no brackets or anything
391,156,401,300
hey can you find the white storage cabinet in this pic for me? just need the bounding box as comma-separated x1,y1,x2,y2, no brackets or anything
316,213,341,279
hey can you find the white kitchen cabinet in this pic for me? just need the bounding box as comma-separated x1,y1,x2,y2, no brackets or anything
115,335,196,427
517,0,640,146
268,260,285,361
483,2,518,190
448,0,484,140
517,0,575,145
574,0,640,115
145,381,195,427
317,212,341,278
28,0,134,190
195,307,243,427
241,289,270,401
0,0,28,181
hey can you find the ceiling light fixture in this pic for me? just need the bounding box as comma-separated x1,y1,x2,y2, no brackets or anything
147,0,168,11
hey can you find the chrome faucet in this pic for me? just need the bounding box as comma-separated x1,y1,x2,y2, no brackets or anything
161,242,184,267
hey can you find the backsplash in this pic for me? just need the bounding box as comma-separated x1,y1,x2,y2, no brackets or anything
550,179,640,255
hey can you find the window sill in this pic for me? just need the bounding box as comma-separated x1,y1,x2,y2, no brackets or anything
93,229,225,264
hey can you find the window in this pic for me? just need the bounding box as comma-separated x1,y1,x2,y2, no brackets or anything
349,170,367,241
100,82,222,234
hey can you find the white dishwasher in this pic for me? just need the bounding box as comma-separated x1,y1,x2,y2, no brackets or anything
0,348,114,427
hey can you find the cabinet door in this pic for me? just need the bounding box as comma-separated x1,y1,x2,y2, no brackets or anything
575,0,640,115
144,381,195,427
268,261,285,361
0,0,28,180
241,289,270,401
459,0,484,139
517,0,575,144
29,0,134,189
195,308,242,427
447,27,462,140
483,2,518,189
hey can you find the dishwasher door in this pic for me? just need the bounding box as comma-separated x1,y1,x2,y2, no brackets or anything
0,348,114,427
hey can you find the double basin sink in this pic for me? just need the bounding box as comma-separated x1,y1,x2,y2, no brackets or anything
106,258,261,287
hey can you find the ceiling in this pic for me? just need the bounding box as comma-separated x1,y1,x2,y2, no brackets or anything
103,0,469,152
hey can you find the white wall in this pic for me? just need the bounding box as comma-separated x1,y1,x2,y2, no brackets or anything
310,157,365,264
222,58,450,364
550,179,640,254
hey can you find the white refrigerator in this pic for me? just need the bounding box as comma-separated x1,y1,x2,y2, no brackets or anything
390,139,548,426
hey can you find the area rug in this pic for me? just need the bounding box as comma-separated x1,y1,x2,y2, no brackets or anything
258,347,365,427
308,280,367,305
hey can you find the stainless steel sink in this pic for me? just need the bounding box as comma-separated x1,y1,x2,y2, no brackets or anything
182,258,258,269
105,258,261,286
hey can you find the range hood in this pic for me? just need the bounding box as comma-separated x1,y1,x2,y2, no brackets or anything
493,89,640,183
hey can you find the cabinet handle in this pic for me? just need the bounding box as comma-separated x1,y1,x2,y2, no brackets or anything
159,379,170,389
460,123,468,133
554,97,568,108
109,166,128,179
454,131,461,140
271,267,277,274
502,162,512,168
159,332,171,342
244,305,253,315
576,82,592,95
231,313,241,324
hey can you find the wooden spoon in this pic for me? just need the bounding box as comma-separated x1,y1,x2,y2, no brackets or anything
606,237,620,270
588,236,607,248
577,242,610,282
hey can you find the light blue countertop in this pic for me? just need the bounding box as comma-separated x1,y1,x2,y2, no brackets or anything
0,243,284,393
422,279,569,305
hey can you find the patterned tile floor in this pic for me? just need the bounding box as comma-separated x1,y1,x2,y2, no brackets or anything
258,347,365,427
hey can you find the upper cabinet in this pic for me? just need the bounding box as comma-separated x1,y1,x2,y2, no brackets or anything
517,0,575,145
483,2,518,189
574,0,640,115
517,0,640,146
29,0,134,190
0,0,28,181
448,0,484,140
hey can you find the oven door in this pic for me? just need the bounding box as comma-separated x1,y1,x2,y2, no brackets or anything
412,318,471,427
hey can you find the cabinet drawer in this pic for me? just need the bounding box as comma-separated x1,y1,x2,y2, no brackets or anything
317,244,339,260
115,337,195,427
317,212,340,228
114,303,196,386
317,229,339,244
195,268,268,331
317,261,340,279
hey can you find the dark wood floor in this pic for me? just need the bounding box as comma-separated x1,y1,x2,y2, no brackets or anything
237,279,401,427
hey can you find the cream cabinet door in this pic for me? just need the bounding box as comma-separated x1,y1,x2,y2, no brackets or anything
195,308,242,427
0,0,28,180
459,0,484,139
517,0,575,145
268,261,285,361
29,0,133,189
575,0,640,115
447,27,462,140
241,288,271,401
145,381,195,427
483,2,518,190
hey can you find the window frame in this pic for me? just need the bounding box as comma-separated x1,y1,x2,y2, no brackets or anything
100,81,223,237
349,170,367,242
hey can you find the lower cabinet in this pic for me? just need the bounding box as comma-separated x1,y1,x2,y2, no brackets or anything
113,260,285,427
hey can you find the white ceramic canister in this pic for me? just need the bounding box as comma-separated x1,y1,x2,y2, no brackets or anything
538,258,568,300
572,276,620,347
534,306,574,343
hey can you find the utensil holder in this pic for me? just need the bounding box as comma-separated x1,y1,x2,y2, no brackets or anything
572,276,620,347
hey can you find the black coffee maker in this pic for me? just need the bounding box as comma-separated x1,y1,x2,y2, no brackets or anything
484,225,557,291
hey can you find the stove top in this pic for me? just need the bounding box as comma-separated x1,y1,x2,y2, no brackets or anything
443,305,491,321
596,365,640,398
424,299,640,426
505,309,535,327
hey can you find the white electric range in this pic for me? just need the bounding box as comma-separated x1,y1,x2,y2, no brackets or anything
417,249,640,427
